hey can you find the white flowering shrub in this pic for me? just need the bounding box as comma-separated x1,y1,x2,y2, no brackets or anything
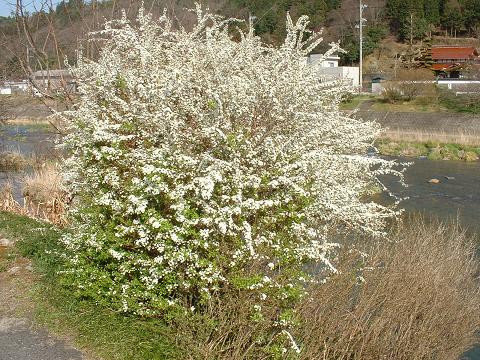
61,5,402,319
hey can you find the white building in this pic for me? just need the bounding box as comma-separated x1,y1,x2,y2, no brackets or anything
0,80,29,95
307,54,360,87
31,69,76,93
308,54,340,68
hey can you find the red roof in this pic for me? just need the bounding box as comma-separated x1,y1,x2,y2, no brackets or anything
431,63,460,71
432,46,479,60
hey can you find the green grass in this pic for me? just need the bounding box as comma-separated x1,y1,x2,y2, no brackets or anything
376,139,480,161
340,95,451,113
438,90,480,115
0,211,181,360
340,94,375,110
371,99,448,113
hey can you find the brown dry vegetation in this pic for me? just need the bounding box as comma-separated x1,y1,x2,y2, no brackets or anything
296,218,480,360
0,163,67,225
380,128,480,147
164,218,480,360
0,151,29,171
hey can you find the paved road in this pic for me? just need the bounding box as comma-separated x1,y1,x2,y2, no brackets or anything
0,317,84,360
0,240,85,360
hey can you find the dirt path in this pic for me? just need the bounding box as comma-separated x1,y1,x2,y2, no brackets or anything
0,239,85,360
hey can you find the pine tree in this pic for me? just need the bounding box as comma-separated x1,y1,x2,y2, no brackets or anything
424,0,440,25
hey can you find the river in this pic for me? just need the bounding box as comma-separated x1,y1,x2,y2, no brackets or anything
380,157,480,233
0,122,57,202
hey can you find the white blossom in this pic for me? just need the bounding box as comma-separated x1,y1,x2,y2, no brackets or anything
60,5,404,317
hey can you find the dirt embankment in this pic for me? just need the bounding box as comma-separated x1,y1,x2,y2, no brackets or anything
2,95,66,121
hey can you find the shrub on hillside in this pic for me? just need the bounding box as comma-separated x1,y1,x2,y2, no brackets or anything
59,5,403,349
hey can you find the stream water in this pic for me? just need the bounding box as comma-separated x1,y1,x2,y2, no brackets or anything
0,123,479,358
380,157,480,233
0,123,57,202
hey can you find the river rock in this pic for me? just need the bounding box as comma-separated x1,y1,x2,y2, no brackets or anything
0,238,13,247
7,266,21,274
428,178,440,184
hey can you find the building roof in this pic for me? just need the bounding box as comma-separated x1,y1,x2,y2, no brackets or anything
32,69,72,78
431,63,459,71
431,46,479,60
308,54,340,62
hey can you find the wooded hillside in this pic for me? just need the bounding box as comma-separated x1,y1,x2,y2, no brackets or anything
1,0,480,78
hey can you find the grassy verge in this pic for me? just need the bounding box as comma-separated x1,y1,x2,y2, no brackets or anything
341,92,480,114
0,211,181,360
438,90,480,114
376,139,480,161
340,94,449,113
339,94,375,110
371,99,448,113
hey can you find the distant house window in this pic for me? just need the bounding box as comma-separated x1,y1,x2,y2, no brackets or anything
328,62,335,67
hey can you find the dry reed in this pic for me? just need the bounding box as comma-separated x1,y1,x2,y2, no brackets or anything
0,183,29,217
0,163,68,226
169,219,479,360
0,151,29,171
297,218,480,360
172,287,279,360
380,128,480,146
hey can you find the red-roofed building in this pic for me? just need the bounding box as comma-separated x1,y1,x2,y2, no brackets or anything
431,46,480,78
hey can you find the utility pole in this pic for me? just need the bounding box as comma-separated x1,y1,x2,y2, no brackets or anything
359,0,367,93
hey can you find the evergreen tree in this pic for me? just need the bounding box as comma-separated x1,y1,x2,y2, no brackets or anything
387,0,427,41
442,0,464,36
424,0,441,25
463,0,480,35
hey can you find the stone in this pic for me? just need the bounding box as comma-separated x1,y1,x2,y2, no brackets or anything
0,238,13,247
444,176,455,180
428,178,440,184
7,266,21,275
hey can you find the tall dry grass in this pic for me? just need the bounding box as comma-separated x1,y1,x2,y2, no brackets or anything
297,218,480,360
0,163,68,226
0,182,30,217
172,287,280,360
166,218,480,360
380,128,480,146
0,151,29,171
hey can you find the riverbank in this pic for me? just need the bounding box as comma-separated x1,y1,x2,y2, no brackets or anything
353,108,480,161
0,211,179,360
4,118,52,125
376,139,480,161
0,210,478,360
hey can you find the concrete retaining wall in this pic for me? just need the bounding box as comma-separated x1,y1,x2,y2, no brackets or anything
354,111,480,133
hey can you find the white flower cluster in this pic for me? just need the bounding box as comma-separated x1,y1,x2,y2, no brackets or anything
60,5,403,314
